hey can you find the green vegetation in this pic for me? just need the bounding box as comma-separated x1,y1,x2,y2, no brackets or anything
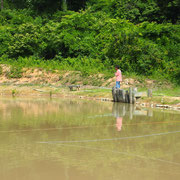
153,86,180,97
0,66,2,75
11,89,17,97
0,0,180,84
6,66,23,78
140,96,180,105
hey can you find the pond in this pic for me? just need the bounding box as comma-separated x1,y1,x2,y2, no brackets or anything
0,98,180,180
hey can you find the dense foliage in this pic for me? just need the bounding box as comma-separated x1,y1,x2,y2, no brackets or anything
0,0,180,84
88,0,180,24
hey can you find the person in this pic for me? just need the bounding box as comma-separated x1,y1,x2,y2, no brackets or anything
116,117,123,132
112,102,124,132
115,65,122,88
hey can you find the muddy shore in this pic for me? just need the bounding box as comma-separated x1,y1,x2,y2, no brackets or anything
0,83,180,111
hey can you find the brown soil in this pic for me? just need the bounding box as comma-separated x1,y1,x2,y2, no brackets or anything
0,64,165,88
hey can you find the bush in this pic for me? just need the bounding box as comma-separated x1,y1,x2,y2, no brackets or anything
6,66,23,79
0,66,3,75
0,8,179,84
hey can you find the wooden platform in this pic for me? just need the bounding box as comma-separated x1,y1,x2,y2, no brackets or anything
112,87,139,104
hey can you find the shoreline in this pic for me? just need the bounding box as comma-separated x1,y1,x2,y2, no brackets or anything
0,83,180,111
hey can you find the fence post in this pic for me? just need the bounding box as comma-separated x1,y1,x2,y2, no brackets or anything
122,90,126,103
129,87,133,104
148,89,152,97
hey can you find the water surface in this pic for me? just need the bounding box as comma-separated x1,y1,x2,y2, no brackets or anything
0,98,180,180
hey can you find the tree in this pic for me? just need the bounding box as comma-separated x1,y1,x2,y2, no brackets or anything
62,0,67,11
67,0,86,11
156,0,180,23
1,0,3,10
87,0,180,24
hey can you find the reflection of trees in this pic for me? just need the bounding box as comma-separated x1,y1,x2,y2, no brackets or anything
0,99,180,179
0,98,113,130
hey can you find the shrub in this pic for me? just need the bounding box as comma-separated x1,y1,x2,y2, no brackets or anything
0,66,3,75
6,66,23,79
0,8,179,84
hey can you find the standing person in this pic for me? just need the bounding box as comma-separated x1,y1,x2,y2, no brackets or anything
115,65,122,88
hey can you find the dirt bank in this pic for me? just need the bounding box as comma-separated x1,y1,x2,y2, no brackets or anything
0,64,180,110
0,64,166,88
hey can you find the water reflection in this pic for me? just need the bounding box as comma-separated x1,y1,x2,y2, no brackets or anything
116,117,123,131
112,103,153,119
0,98,180,180
112,103,154,132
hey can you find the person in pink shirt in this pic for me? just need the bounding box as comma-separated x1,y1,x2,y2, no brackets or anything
116,117,123,131
115,65,122,88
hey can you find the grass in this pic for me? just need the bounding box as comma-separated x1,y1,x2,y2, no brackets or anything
12,89,17,97
153,87,180,97
139,96,180,105
75,88,112,98
135,86,180,97
0,66,2,75
0,57,180,104
0,57,179,86
6,66,23,79
0,82,179,106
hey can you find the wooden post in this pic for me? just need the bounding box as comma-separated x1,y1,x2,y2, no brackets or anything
132,91,136,104
132,88,137,104
148,89,152,97
112,87,118,102
115,89,119,102
118,89,121,102
116,89,120,102
122,90,126,103
129,87,133,104
118,89,124,103
125,90,129,103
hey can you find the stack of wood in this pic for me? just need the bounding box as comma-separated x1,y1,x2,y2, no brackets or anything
112,87,137,104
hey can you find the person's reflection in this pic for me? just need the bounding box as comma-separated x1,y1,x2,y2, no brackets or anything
116,117,123,131
112,103,125,132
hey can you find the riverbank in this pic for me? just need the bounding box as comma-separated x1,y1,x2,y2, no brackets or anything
0,83,180,111
0,65,180,110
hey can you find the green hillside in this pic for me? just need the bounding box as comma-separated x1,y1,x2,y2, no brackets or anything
0,0,180,84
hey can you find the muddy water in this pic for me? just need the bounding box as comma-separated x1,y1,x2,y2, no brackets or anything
0,98,180,180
